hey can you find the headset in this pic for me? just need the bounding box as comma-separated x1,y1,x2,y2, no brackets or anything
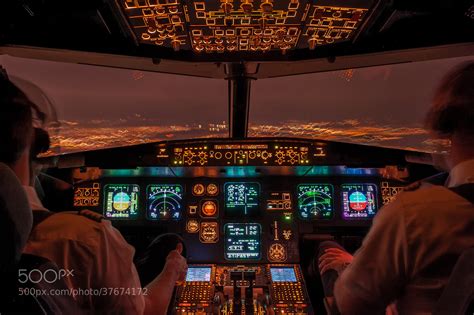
0,66,51,158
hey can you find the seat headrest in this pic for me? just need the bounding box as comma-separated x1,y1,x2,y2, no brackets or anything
0,163,32,272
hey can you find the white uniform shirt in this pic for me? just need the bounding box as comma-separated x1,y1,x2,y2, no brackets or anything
335,159,474,315
23,186,145,315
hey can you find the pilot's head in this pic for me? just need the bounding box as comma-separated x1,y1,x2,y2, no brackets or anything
425,61,474,168
0,67,49,185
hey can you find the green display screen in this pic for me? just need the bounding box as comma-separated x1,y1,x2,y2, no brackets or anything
225,223,261,260
224,182,260,217
297,184,333,220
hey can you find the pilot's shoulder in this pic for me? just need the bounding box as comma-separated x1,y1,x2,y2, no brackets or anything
77,209,105,223
394,183,454,210
33,210,115,243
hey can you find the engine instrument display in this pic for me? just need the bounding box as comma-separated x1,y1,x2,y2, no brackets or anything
185,267,212,282
297,184,333,220
225,223,261,260
146,184,183,220
224,182,260,217
270,267,297,282
104,184,139,219
342,184,378,219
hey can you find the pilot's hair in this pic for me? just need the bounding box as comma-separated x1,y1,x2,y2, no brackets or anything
425,61,474,138
0,68,34,165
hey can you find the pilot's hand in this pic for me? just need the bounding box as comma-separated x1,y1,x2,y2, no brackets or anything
318,248,353,275
163,243,188,282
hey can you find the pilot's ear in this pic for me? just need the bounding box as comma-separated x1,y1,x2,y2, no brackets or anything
176,242,184,255
31,127,50,158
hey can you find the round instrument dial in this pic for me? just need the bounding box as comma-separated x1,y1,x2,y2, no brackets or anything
186,220,199,233
193,183,205,196
207,183,219,196
268,243,287,262
201,200,217,217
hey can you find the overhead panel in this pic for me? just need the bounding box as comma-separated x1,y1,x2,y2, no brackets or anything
119,0,372,54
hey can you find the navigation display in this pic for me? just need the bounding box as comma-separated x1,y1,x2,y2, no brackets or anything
103,184,139,219
146,184,183,220
297,184,333,220
342,184,378,219
270,267,298,282
185,267,212,282
224,182,260,217
225,223,261,260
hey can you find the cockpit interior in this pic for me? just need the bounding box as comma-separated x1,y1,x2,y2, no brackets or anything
1,0,473,314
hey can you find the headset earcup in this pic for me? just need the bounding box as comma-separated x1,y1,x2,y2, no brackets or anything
32,128,50,156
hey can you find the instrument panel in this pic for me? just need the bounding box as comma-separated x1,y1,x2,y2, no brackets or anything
68,139,413,315
73,176,400,265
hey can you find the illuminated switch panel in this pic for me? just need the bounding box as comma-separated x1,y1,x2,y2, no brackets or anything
381,181,405,205
117,0,372,53
302,5,369,49
74,183,101,208
186,0,306,53
122,0,190,51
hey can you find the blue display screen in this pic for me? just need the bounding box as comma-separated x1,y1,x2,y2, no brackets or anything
185,267,212,282
270,268,297,282
224,182,260,217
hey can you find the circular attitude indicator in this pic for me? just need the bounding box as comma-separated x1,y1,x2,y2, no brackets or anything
147,184,183,220
349,191,368,211
297,184,333,220
113,192,130,211
103,184,139,219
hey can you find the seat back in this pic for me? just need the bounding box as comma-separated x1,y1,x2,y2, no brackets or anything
0,163,80,314
433,248,474,315
0,162,44,313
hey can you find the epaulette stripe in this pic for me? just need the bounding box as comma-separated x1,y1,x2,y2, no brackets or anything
403,181,422,191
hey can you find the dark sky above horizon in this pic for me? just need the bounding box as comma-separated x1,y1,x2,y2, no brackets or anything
1,54,472,153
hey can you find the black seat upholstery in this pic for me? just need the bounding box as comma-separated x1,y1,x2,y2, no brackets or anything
433,247,474,315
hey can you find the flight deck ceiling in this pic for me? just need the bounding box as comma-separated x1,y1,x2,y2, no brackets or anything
0,0,473,78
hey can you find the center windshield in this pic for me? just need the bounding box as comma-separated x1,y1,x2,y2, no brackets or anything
1,55,472,154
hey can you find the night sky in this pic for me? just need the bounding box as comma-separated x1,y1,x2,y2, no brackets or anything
0,54,472,153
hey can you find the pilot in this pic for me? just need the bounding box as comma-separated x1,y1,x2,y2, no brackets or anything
0,67,188,314
315,61,474,314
